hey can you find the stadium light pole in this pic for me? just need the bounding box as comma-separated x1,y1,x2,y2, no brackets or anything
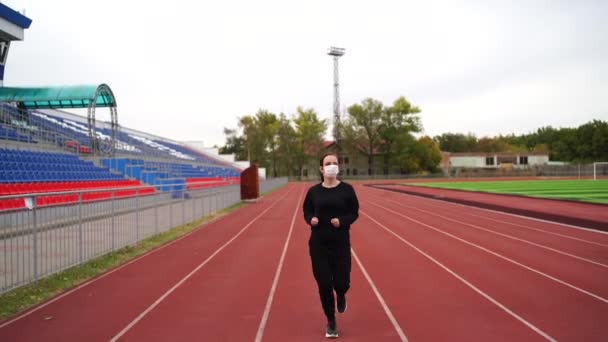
327,47,345,146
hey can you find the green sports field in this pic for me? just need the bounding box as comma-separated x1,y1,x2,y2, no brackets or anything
406,179,608,204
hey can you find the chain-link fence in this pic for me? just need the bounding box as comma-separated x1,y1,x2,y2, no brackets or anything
286,163,608,181
0,178,287,294
450,163,608,179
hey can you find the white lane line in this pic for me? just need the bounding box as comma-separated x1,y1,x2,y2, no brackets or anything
461,211,608,248
361,211,557,342
255,186,304,342
109,188,292,342
373,186,608,247
368,185,608,236
351,248,409,342
0,185,291,330
382,198,608,268
369,201,608,304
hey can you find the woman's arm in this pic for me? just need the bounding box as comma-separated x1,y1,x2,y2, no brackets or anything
303,188,315,224
339,185,359,227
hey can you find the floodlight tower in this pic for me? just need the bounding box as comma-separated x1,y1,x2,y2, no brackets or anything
327,46,345,145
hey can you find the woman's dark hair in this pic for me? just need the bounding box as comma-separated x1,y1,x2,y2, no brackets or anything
320,153,337,167
319,153,338,181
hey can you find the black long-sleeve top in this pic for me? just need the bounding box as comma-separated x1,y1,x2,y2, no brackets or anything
303,182,359,230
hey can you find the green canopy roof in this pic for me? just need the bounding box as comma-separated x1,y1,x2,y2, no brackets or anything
0,84,116,109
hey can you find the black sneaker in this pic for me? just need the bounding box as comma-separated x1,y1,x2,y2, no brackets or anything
337,293,347,313
325,320,339,338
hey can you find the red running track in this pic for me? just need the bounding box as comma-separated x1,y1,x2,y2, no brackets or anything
1,182,607,341
371,184,608,231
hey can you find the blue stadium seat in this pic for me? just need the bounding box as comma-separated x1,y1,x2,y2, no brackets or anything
2,104,240,187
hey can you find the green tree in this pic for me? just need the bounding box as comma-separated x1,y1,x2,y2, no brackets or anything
416,136,442,172
394,135,441,173
254,110,279,177
238,115,264,165
219,127,247,161
339,116,365,166
346,98,384,175
275,113,296,176
575,120,608,162
532,143,550,153
379,96,422,174
238,110,278,173
476,136,511,153
393,133,418,173
551,128,577,161
293,107,327,178
427,119,607,163
434,133,478,152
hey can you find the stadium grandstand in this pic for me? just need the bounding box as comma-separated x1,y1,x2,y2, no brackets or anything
0,87,243,211
0,5,244,213
0,3,282,294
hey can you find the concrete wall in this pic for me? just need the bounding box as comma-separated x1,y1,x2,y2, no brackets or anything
450,156,487,168
528,155,549,165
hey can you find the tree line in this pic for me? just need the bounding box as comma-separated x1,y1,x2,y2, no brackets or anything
434,119,608,163
220,98,606,177
219,96,441,177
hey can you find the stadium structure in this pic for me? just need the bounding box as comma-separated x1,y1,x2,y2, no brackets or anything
0,3,284,294
0,3,248,212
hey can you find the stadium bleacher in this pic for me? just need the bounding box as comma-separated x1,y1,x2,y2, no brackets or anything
101,158,239,192
0,104,242,212
0,148,156,211
0,126,36,143
15,108,234,166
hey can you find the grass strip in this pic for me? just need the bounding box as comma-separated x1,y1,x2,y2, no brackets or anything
0,201,245,320
405,180,608,204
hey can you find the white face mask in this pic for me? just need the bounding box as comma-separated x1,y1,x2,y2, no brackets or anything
323,164,339,177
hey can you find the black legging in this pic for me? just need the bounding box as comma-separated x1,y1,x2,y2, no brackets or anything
309,229,351,320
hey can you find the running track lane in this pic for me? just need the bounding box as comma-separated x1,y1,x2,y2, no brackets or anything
0,185,293,341
351,210,546,341
361,186,608,299
3,183,607,341
372,184,608,231
260,187,404,341
111,183,306,341
358,185,608,341
364,185,608,250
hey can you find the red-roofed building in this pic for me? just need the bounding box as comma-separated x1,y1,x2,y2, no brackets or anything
300,140,393,179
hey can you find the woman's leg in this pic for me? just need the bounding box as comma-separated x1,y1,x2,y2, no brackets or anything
329,232,351,315
309,238,336,321
330,241,351,298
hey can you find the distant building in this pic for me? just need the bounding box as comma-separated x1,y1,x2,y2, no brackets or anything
440,152,550,174
300,140,390,179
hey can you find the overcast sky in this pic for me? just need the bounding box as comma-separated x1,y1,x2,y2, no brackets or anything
4,0,608,147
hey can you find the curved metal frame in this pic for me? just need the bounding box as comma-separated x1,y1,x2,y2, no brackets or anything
87,84,118,156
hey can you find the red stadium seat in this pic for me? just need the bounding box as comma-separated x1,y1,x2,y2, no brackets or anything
1,178,156,209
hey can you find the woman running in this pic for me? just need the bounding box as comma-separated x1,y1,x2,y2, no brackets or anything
303,153,360,338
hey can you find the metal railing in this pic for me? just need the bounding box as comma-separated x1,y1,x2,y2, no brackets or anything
288,173,444,182
0,178,287,294
449,163,608,178
286,164,608,181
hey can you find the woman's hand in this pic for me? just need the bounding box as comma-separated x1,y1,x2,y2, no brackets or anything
311,217,319,226
331,218,340,228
